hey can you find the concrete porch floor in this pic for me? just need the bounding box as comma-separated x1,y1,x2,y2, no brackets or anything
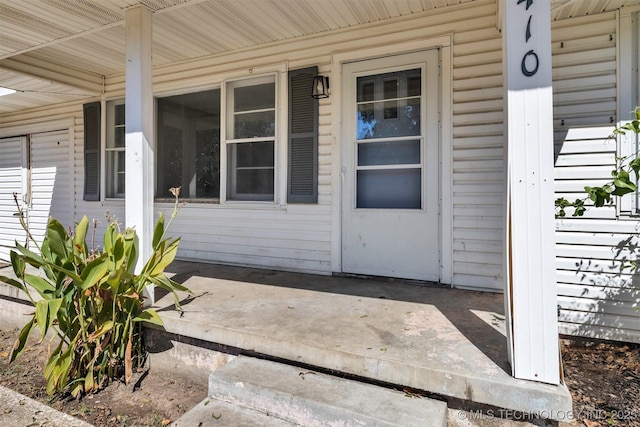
155,260,571,418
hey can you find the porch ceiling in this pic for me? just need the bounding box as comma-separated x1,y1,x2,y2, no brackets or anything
0,0,638,115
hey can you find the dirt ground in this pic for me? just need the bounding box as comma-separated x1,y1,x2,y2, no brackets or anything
0,329,207,426
0,328,638,427
561,339,640,427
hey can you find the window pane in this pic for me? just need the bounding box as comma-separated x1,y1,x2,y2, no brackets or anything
358,80,375,102
234,111,275,139
356,68,422,140
106,150,125,198
156,89,221,199
357,98,420,139
228,141,274,200
157,125,183,197
114,126,125,148
236,169,274,195
196,129,220,198
357,168,421,209
234,83,275,112
358,140,420,166
235,141,274,168
383,78,398,99
407,75,421,97
115,104,125,126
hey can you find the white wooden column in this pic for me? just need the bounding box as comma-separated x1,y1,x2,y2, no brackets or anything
502,0,560,384
125,5,154,300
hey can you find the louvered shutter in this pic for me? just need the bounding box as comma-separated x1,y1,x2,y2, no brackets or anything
288,67,319,203
83,102,101,201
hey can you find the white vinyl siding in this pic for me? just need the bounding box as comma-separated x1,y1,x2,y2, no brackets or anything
452,10,504,291
553,12,640,343
0,137,26,261
29,129,74,245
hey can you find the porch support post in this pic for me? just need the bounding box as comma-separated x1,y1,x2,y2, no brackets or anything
125,5,154,301
502,0,560,384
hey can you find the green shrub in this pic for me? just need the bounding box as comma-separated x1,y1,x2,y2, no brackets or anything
0,190,189,397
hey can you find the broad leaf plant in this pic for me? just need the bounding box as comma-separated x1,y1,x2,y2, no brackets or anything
556,107,640,218
555,108,640,276
0,187,189,398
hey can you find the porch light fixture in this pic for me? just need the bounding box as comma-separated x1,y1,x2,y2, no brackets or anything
312,75,330,99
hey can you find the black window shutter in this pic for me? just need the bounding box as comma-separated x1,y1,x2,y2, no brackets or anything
83,102,101,201
288,66,319,203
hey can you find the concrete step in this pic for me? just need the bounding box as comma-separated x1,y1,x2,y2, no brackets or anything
204,355,448,426
171,397,298,426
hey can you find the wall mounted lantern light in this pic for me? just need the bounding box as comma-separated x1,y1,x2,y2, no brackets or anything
312,75,330,99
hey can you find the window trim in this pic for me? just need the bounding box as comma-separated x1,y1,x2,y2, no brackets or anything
618,7,640,217
220,69,287,206
103,98,126,200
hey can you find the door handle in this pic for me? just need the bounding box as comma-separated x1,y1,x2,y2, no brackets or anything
341,167,346,186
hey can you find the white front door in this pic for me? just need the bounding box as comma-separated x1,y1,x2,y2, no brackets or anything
0,136,27,261
341,50,440,281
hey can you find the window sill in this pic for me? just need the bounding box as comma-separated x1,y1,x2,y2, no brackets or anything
154,199,287,211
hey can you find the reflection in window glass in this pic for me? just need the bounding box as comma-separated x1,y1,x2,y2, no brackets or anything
356,68,421,140
156,89,221,199
234,111,275,139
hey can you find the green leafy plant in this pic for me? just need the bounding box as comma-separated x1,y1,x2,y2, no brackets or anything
555,108,640,277
555,107,640,218
0,188,189,397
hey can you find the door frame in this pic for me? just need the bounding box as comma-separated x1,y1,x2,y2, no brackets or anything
329,35,453,284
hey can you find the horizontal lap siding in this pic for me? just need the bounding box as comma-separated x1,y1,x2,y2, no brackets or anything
552,13,640,343
161,204,331,273
452,11,504,291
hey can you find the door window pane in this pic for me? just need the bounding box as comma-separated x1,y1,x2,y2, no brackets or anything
356,68,421,140
358,140,420,166
354,67,424,209
357,168,421,209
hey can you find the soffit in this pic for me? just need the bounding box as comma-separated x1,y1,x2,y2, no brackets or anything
1,0,638,115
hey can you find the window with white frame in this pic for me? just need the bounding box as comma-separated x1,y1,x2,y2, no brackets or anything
105,99,125,198
225,76,276,201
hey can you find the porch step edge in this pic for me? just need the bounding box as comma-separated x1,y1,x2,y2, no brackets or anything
207,355,447,427
171,397,298,426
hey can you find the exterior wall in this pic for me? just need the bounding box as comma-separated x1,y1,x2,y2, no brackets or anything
552,12,640,343
0,1,636,341
98,0,505,282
